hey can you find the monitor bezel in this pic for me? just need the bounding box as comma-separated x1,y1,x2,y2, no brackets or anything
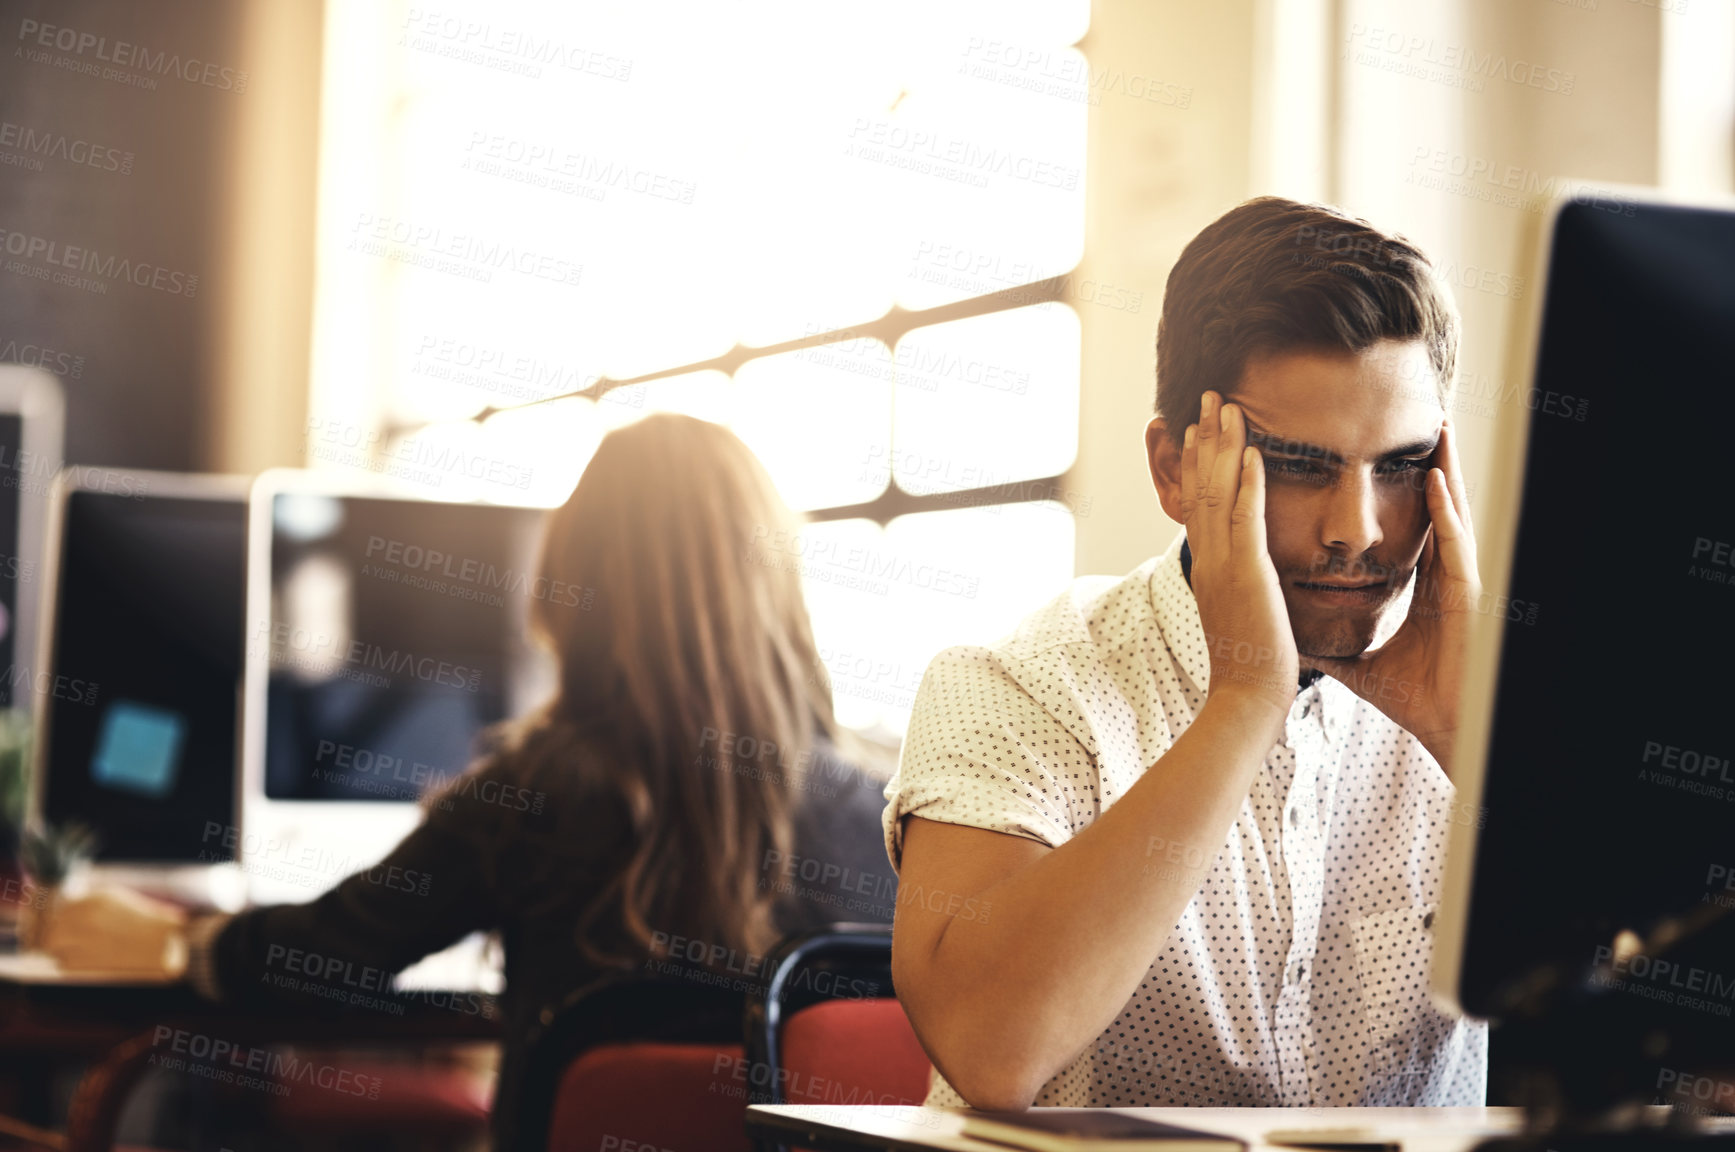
238,467,549,879
0,366,63,721
1428,182,1735,1018
28,467,252,879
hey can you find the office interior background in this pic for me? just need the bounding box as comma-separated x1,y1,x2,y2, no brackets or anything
0,0,1733,1142
0,0,1729,738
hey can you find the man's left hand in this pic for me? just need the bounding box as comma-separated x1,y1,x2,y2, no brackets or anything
1309,418,1480,772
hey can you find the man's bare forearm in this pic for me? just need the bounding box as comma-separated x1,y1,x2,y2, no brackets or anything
905,688,1285,1107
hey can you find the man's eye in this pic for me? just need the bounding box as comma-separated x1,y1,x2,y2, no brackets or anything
1263,457,1324,478
1378,458,1430,478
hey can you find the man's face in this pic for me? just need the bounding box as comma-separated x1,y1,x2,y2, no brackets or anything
1152,338,1446,662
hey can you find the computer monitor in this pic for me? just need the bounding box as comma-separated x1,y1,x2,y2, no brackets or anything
0,367,64,710
31,470,250,896
1433,190,1735,1108
239,469,555,907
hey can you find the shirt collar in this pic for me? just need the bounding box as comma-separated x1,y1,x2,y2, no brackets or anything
1156,534,1352,741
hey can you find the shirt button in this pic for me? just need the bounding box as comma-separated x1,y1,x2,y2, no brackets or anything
1423,911,1436,930
1287,806,1300,829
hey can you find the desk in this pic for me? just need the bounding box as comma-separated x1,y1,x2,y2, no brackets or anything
0,970,499,1151
747,1106,1526,1152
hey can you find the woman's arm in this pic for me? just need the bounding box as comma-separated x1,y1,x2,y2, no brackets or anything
202,794,505,1005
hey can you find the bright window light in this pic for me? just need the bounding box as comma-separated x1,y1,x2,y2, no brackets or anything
312,0,1089,733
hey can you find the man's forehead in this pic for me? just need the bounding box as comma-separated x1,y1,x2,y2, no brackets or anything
1230,341,1443,457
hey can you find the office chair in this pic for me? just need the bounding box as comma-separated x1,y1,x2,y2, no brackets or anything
510,973,750,1152
743,923,930,1150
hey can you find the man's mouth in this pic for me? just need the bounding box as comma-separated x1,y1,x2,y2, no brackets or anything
1291,578,1392,605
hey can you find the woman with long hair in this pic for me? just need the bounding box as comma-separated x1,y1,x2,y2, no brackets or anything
44,413,894,1137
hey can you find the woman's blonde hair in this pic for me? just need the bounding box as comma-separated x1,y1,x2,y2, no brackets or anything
506,412,844,968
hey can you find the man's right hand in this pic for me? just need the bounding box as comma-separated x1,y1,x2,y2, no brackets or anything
1179,390,1298,722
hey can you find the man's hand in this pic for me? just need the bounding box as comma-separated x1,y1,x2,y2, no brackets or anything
1181,391,1299,723
1309,417,1479,771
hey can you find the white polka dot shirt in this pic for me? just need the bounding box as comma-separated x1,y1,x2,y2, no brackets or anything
882,534,1488,1108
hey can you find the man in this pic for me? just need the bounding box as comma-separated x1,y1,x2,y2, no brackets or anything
884,197,1487,1110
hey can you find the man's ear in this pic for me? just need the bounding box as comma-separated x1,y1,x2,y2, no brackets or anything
1145,416,1187,526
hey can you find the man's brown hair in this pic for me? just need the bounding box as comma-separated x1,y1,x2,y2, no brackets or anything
1154,196,1458,441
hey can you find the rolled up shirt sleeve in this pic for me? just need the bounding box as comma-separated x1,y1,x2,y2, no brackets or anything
883,645,1087,872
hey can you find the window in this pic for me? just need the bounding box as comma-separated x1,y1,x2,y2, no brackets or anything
311,0,1089,731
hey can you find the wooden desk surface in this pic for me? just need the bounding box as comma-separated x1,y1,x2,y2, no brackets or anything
747,1105,1527,1152
0,964,500,1058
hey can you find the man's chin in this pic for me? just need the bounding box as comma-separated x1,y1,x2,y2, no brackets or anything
1289,609,1384,663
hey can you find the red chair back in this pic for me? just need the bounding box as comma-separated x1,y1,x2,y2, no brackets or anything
780,998,931,1107
546,1041,754,1152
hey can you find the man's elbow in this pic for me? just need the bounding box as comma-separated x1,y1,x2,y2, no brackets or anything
910,1012,1049,1112
942,1056,1045,1113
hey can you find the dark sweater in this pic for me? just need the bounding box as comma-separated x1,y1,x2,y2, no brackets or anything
207,740,894,1136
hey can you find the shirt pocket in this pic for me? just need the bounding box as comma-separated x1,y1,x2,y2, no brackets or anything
1350,903,1453,1101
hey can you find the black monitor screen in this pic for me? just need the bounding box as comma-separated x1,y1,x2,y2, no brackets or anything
260,493,551,803
1460,199,1735,1041
41,488,247,862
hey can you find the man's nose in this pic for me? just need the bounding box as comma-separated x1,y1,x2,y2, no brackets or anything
1319,470,1383,556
